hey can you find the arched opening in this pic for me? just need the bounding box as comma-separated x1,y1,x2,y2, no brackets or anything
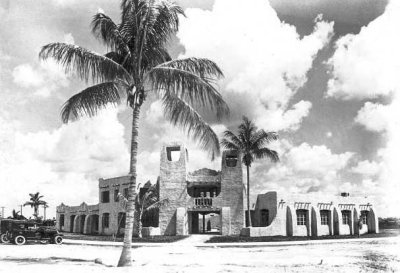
117,212,126,235
59,214,65,231
85,214,99,234
70,215,75,233
102,213,110,231
286,206,293,236
80,214,86,234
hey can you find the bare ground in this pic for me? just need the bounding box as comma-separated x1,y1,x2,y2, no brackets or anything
0,236,399,273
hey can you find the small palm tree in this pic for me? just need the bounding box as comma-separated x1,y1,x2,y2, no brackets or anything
23,192,47,219
118,181,168,238
39,0,228,266
221,116,279,227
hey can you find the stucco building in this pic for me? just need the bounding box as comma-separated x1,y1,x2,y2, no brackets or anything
56,142,379,238
56,142,245,236
241,191,379,237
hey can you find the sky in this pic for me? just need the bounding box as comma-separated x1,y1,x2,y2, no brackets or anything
0,0,398,219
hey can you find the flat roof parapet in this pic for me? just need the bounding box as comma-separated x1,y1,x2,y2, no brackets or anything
187,168,221,183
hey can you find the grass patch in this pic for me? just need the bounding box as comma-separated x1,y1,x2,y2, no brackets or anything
205,229,400,243
63,233,188,243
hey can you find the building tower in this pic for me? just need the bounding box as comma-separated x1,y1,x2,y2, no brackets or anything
158,142,189,235
220,150,245,235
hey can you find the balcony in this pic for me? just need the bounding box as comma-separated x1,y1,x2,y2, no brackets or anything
194,197,213,208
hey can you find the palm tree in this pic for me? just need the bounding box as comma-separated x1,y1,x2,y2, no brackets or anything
221,116,279,227
23,192,47,219
119,181,168,238
39,0,228,266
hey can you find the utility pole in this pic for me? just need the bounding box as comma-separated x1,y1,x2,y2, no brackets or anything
20,205,23,216
44,205,49,220
0,206,4,218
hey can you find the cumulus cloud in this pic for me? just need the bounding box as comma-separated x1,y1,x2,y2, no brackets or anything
12,64,44,88
178,0,334,131
355,102,391,132
252,141,353,197
327,1,400,99
351,160,382,178
327,0,400,216
12,60,69,98
63,33,75,45
0,108,129,218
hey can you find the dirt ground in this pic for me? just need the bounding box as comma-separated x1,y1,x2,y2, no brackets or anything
0,236,399,273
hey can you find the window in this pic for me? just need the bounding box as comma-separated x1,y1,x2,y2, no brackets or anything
320,210,329,225
102,213,110,229
123,188,129,198
101,191,110,203
361,211,369,225
114,189,119,202
342,210,351,225
226,155,238,167
296,210,307,226
118,212,126,228
260,209,269,227
166,146,180,161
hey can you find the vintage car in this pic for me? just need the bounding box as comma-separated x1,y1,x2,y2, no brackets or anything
2,219,63,245
0,219,13,243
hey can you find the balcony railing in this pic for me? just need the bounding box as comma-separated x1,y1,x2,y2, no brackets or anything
194,197,213,208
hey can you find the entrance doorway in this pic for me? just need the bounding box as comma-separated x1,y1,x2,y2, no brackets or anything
189,211,221,234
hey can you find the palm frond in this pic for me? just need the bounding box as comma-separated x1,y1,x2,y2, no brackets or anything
105,51,134,72
162,93,221,159
250,130,278,150
61,82,126,123
222,130,242,149
220,138,239,151
148,64,229,119
242,153,254,167
23,202,34,207
145,198,169,211
91,12,130,55
253,147,280,162
145,1,184,48
39,43,131,83
161,58,223,79
117,192,128,211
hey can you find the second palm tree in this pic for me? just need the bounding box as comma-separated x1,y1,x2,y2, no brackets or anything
221,116,279,227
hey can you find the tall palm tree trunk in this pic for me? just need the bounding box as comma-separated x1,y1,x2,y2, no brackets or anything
118,105,140,267
246,165,252,227
34,206,39,218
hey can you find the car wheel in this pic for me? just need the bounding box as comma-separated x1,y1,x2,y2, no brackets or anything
53,235,63,245
0,234,10,244
14,235,26,245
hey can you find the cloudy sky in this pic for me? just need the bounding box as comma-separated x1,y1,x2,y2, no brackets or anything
1,0,398,218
